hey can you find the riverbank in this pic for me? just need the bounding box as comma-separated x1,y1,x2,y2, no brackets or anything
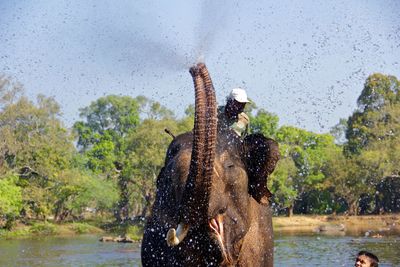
0,220,145,241
273,214,400,235
2,214,399,240
0,222,104,239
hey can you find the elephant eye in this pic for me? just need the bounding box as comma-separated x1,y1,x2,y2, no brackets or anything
224,160,235,168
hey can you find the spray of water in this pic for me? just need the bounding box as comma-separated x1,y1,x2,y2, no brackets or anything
126,0,232,70
128,38,193,70
194,0,231,60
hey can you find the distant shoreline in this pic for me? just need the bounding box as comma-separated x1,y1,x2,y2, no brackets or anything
2,214,399,240
0,222,104,240
0,221,144,241
273,214,400,235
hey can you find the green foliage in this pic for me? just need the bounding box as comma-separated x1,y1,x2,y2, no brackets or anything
52,169,119,221
69,223,101,234
73,95,141,182
136,95,175,120
76,95,140,142
70,223,90,234
0,75,23,108
176,105,195,133
295,190,347,215
0,174,22,216
73,95,142,221
126,224,144,241
250,109,279,137
0,95,74,175
0,91,77,219
357,73,400,111
0,174,23,229
323,153,370,215
0,228,30,239
104,221,143,241
73,96,141,180
30,222,58,235
124,118,180,218
263,124,341,215
336,73,400,214
73,95,182,221
85,132,117,174
269,158,298,210
375,176,400,213
346,73,400,155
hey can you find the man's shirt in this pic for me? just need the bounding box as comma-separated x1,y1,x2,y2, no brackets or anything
217,106,249,138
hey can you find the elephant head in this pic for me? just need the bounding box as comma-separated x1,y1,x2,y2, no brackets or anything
141,63,279,267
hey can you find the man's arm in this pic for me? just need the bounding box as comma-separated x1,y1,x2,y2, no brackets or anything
236,112,249,138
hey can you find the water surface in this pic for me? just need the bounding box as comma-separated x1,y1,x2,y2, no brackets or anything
0,233,398,266
274,232,399,267
0,235,141,266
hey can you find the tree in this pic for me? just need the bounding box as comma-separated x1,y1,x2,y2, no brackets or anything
268,157,297,216
323,153,370,215
52,169,118,222
0,75,23,109
73,95,185,222
270,126,340,216
135,95,175,120
345,73,400,155
358,73,400,111
250,109,279,137
74,95,141,222
339,74,400,213
0,92,76,220
123,101,195,219
176,104,195,133
375,175,400,213
124,118,180,219
1,76,26,173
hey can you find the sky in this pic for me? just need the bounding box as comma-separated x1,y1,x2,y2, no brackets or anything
0,0,399,133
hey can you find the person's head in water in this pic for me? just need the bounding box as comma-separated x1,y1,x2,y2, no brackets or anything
225,88,249,118
355,251,379,267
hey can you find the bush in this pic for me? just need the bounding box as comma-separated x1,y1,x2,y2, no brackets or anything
69,223,101,234
0,228,30,239
30,222,58,235
103,222,144,241
126,224,143,241
0,174,23,230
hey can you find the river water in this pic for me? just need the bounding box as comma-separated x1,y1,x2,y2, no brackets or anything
0,233,398,266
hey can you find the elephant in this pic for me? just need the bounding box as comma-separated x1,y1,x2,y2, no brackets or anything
141,62,280,266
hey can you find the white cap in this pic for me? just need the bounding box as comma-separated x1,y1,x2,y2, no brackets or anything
228,88,250,103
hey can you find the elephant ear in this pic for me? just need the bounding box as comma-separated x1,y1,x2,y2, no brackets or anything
243,133,280,204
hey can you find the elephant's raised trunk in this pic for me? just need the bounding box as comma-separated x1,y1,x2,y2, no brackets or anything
199,63,217,190
166,63,217,246
181,63,217,225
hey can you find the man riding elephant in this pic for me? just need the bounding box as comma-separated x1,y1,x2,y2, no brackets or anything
218,87,250,138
